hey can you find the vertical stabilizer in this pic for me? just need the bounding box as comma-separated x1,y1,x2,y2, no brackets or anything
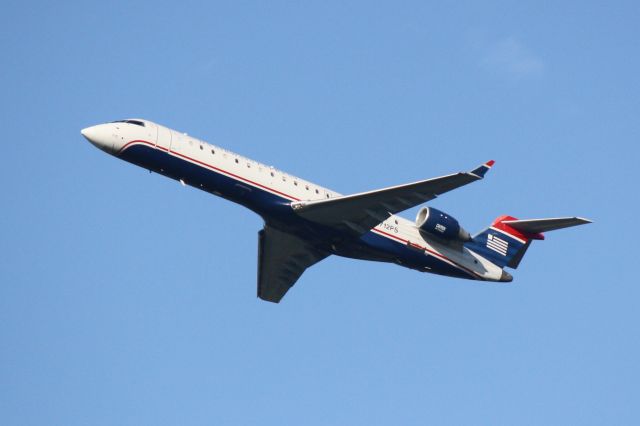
465,215,544,269
465,215,591,269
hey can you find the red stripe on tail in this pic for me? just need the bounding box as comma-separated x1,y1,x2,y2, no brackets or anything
491,215,545,241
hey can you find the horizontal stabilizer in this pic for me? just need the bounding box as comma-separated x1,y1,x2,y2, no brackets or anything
502,217,592,234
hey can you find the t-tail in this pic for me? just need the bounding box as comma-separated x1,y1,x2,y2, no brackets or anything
465,215,592,273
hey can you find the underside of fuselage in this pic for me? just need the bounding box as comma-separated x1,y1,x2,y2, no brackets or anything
118,143,474,281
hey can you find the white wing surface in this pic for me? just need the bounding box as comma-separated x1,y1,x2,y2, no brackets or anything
291,161,495,235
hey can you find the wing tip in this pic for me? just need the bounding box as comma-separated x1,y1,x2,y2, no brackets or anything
575,216,593,224
470,160,495,178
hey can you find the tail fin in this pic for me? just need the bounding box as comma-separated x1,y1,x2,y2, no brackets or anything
465,215,591,269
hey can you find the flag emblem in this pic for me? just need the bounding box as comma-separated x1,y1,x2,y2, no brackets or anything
487,233,508,256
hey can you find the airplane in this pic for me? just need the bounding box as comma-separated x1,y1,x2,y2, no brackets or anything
82,118,591,303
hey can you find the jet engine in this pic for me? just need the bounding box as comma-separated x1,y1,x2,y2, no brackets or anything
415,207,471,242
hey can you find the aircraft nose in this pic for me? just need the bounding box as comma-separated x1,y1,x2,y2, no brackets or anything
80,126,95,140
81,124,114,153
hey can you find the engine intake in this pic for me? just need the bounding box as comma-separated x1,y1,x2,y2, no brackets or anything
416,207,471,242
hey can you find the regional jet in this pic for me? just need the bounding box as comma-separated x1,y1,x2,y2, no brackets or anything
82,119,591,302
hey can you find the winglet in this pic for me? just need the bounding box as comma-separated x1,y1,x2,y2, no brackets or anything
470,160,495,178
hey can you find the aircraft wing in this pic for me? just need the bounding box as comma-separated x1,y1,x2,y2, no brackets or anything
257,225,330,303
291,160,495,235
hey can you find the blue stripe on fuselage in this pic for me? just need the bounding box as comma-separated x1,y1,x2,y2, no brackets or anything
359,231,472,279
119,144,293,216
118,143,476,280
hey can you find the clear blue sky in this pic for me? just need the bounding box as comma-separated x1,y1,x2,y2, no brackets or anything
1,1,638,425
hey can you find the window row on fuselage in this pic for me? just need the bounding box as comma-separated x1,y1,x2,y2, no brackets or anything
175,134,337,200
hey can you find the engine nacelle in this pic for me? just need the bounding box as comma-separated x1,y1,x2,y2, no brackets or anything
415,207,471,242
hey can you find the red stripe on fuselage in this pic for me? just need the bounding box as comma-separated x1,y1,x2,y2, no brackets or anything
371,228,480,279
120,139,480,280
119,140,301,201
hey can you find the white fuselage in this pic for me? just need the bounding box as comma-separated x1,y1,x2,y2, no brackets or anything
82,119,506,282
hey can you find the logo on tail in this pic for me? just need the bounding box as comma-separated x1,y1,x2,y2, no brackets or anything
486,233,509,256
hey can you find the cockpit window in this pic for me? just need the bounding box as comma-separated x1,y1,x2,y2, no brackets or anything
111,119,145,127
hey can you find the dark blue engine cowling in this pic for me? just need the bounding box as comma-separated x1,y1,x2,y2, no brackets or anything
415,207,471,241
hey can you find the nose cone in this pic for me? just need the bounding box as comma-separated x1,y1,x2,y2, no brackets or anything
81,124,114,153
